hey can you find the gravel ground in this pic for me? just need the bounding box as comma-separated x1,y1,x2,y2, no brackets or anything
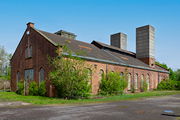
0,95,180,120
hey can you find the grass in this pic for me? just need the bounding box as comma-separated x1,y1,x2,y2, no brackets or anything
0,91,180,105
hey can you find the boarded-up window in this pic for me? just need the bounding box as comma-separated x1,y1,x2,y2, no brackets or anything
146,74,150,90
134,74,138,89
141,74,145,88
87,69,92,84
25,46,32,58
127,73,131,90
39,68,45,83
99,69,104,83
16,72,20,89
151,74,154,88
16,72,20,82
24,69,34,81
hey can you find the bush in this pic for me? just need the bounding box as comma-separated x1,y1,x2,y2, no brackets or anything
49,46,91,99
16,81,24,95
99,72,127,95
157,79,180,90
175,81,180,90
140,80,148,92
38,81,46,96
29,81,39,96
50,66,91,99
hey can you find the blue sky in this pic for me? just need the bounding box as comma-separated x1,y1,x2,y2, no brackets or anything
0,0,179,69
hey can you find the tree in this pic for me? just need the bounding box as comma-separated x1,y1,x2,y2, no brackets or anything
156,62,180,90
175,69,180,81
155,61,168,70
155,61,176,80
0,46,11,80
49,45,91,99
0,46,6,75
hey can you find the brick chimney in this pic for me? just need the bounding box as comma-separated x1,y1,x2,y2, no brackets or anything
26,22,35,28
136,25,155,67
110,32,127,50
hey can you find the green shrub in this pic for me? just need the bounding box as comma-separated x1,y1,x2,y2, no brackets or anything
50,67,91,99
99,72,127,95
29,81,39,96
38,81,46,96
120,75,128,93
49,46,91,99
157,79,179,90
140,80,148,92
16,81,24,95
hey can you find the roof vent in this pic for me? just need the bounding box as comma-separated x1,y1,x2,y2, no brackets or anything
55,30,76,40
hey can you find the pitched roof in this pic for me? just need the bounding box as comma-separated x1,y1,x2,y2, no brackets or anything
91,41,136,57
34,28,169,73
36,29,117,62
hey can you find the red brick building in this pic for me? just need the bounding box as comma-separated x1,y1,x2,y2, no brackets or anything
11,22,169,97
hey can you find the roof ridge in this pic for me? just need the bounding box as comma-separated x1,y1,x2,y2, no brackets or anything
36,29,96,47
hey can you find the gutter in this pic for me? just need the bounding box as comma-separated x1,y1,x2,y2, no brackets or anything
62,53,169,74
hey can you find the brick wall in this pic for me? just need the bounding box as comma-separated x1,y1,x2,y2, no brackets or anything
11,27,57,96
11,27,169,97
85,60,168,94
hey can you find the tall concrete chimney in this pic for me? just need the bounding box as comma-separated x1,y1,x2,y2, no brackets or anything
110,32,127,50
136,25,155,67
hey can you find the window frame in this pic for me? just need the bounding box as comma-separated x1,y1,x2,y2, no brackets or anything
25,46,32,59
127,73,131,90
24,69,34,81
86,68,92,85
99,69,104,83
39,68,45,83
16,71,20,89
146,74,150,90
140,74,145,88
134,73,138,89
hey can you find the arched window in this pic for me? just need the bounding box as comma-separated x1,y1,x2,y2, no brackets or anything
141,74,144,88
16,72,20,82
158,75,162,83
99,69,104,83
151,74,154,88
87,69,92,84
146,74,150,90
134,74,138,89
39,68,45,83
127,73,131,90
